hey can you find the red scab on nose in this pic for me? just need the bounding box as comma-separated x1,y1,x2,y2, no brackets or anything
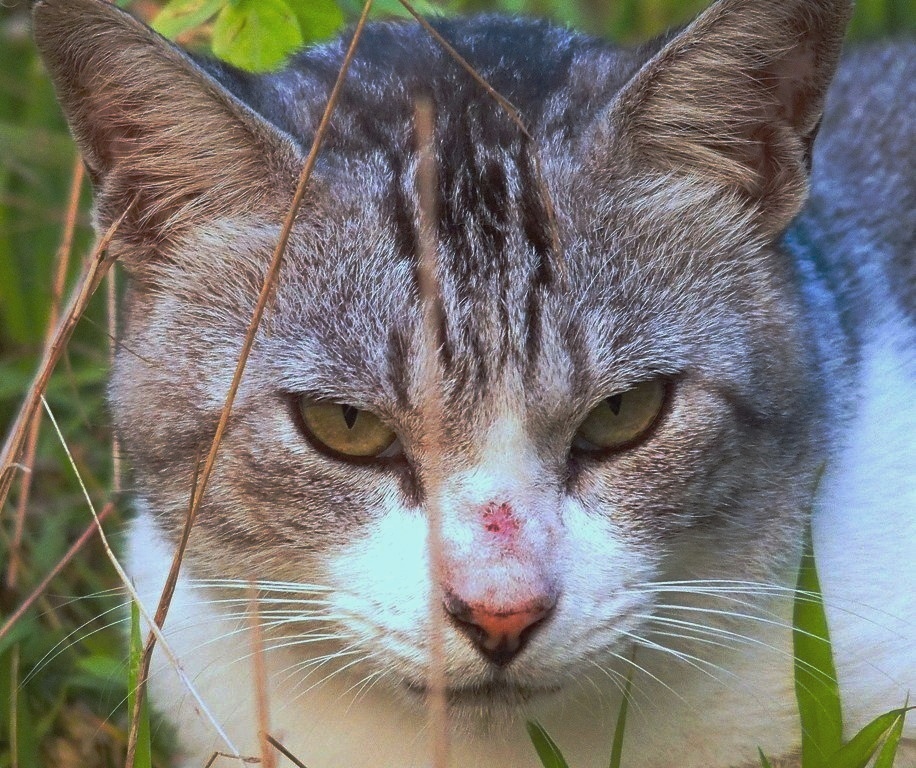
481,501,519,537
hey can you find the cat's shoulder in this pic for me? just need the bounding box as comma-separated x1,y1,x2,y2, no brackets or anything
806,39,916,322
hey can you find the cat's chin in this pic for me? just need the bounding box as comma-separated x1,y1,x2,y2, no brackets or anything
401,677,562,711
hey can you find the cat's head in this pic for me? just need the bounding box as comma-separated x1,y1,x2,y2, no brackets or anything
34,0,851,714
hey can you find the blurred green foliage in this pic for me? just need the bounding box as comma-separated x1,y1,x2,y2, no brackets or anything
0,0,911,765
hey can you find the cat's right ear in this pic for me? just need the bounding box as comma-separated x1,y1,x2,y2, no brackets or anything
600,0,852,237
32,0,304,261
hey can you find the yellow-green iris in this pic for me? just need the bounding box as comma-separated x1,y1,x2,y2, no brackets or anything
299,401,397,458
576,380,666,450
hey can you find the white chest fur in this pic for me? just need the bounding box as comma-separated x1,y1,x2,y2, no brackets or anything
814,320,916,738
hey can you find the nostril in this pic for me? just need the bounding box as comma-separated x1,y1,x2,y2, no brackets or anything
444,592,555,667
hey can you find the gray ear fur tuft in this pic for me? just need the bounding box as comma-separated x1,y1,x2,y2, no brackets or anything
609,0,853,234
32,0,303,249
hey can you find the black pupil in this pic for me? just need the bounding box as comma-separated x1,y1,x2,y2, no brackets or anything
342,405,358,429
606,394,623,416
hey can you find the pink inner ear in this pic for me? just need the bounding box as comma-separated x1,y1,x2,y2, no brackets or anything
772,40,818,129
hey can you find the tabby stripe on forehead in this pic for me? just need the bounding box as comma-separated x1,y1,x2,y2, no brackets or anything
517,141,557,273
437,130,511,279
386,326,413,409
388,152,419,261
524,283,543,378
520,139,556,375
563,320,591,402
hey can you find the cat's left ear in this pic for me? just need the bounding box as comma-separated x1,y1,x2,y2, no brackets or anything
32,0,305,262
605,0,852,235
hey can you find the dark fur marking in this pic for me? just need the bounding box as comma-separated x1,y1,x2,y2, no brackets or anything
386,326,413,410
562,319,591,403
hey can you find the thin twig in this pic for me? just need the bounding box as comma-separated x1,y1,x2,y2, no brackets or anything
80,315,158,367
0,502,115,645
0,201,130,513
4,159,85,591
414,98,449,768
5,419,39,592
106,267,122,494
402,3,532,140
203,754,261,768
266,734,309,768
250,589,276,768
396,0,564,274
54,161,86,308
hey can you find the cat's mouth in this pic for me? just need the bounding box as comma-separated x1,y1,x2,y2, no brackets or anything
403,679,561,706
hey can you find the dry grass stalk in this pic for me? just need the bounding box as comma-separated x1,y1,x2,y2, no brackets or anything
54,161,87,307
413,98,450,768
0,502,115,645
265,734,309,768
3,159,85,592
249,590,276,768
5,418,40,593
397,0,564,275
0,200,129,514
203,753,261,768
106,269,123,495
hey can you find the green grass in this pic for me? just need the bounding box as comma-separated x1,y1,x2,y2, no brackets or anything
127,603,152,768
0,1,911,766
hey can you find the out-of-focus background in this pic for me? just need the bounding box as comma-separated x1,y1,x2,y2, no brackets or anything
0,0,912,765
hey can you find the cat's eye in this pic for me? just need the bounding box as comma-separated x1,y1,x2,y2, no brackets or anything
298,401,397,458
574,380,667,452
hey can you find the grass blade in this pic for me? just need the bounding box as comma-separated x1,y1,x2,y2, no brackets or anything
793,521,843,768
526,720,571,768
609,666,634,768
874,706,907,768
758,748,773,768
127,601,153,768
826,707,914,768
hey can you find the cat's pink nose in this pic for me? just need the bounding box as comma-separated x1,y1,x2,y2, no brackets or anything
444,594,554,667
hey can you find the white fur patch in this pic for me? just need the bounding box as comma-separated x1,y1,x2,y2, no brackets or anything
814,317,916,738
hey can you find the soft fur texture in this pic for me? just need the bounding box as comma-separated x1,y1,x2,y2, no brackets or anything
32,0,915,766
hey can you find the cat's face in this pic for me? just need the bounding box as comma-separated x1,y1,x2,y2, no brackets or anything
35,0,849,717
110,169,819,711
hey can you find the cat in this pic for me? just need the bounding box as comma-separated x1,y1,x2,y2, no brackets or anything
32,0,915,766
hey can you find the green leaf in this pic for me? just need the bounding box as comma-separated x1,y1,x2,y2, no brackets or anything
757,748,773,768
128,601,153,768
793,521,843,768
526,720,571,768
285,0,345,43
212,0,305,72
0,623,26,660
824,707,914,768
874,706,907,768
609,666,634,768
75,654,125,683
152,0,226,40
